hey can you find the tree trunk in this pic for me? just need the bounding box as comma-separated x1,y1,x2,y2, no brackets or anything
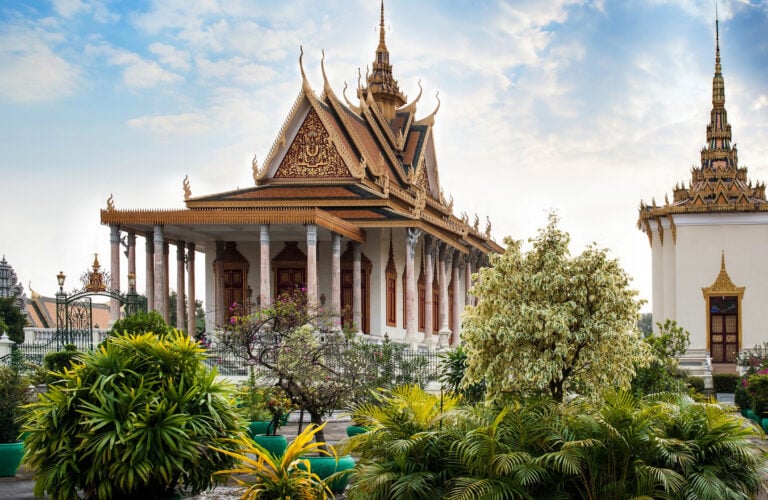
309,410,328,451
550,380,564,403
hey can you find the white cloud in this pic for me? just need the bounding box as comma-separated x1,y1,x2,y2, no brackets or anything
0,23,79,103
127,112,210,136
51,0,88,18
149,42,191,71
196,56,277,85
86,43,183,88
753,94,768,110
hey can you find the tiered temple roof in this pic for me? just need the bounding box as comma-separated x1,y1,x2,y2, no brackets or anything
638,19,768,235
102,2,500,256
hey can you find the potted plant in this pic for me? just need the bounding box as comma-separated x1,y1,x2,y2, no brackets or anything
23,330,243,499
250,387,295,458
0,362,29,477
213,422,335,499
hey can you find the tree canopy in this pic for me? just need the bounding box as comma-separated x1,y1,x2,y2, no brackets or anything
462,214,649,403
0,297,27,344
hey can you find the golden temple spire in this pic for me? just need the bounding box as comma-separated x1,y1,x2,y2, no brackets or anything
365,0,406,120
713,12,724,107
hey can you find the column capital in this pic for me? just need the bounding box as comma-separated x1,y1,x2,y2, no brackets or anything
406,227,421,258
438,242,454,262
109,224,121,243
306,224,317,245
260,224,270,244
153,225,164,245
176,240,186,260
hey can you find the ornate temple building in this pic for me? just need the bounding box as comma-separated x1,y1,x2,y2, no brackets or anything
638,20,768,370
100,3,502,347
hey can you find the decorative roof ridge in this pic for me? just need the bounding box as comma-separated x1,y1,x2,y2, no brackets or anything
363,86,402,151
322,81,385,178
360,92,408,183
257,86,305,183
701,251,744,297
413,92,441,126
399,79,422,114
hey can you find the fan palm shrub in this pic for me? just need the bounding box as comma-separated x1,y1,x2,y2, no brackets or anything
212,422,335,499
343,385,460,500
23,330,242,499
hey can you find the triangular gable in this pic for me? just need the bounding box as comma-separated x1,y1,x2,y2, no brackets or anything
273,107,354,179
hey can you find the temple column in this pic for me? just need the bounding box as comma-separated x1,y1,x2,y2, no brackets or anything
465,251,474,307
176,241,186,332
153,226,165,316
109,225,121,324
214,240,225,327
352,242,362,334
187,242,196,336
259,225,271,308
145,232,154,310
330,232,341,328
437,244,452,347
404,228,421,346
423,236,436,348
127,231,136,279
452,255,462,345
306,224,318,305
163,241,170,322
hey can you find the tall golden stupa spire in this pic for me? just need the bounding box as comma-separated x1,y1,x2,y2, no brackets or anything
366,0,406,120
702,13,735,168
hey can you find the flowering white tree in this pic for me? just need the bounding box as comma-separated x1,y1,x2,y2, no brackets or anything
462,214,650,403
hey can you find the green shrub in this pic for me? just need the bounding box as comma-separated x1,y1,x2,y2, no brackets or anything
23,330,242,499
713,373,740,393
735,382,751,410
687,376,705,393
42,344,81,384
747,374,768,416
0,366,29,443
107,310,171,337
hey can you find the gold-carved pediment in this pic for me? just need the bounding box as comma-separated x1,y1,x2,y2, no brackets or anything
702,252,745,299
274,108,351,179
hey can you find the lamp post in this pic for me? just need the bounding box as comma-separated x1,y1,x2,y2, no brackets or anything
55,271,67,349
125,272,140,317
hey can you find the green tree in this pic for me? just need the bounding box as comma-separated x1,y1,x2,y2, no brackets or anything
631,319,690,396
637,312,653,337
0,297,27,343
462,214,649,403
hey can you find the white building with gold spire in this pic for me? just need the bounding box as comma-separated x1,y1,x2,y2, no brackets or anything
639,20,768,371
99,2,501,346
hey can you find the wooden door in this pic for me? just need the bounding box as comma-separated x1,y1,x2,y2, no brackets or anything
710,296,738,363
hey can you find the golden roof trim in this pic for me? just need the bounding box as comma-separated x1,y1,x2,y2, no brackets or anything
702,252,745,298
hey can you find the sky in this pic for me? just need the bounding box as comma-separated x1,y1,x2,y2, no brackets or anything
2,0,768,314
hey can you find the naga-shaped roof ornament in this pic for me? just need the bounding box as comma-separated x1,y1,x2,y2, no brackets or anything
414,92,440,126
299,45,312,95
106,193,115,211
343,82,361,113
251,155,259,184
400,79,423,113
321,49,333,96
183,174,191,200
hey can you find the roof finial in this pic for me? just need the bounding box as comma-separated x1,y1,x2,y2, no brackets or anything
715,4,721,76
378,0,386,49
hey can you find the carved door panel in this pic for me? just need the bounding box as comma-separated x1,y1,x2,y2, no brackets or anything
275,267,306,297
710,296,738,363
340,270,368,334
224,269,244,315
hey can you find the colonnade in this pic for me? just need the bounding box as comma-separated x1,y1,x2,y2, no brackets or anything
109,223,481,346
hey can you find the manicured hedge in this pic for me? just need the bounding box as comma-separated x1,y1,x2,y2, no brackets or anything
687,376,704,393
713,373,740,393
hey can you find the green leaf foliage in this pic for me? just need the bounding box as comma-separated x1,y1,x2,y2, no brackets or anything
0,296,27,344
0,365,30,443
23,330,242,499
631,320,691,397
462,213,650,403
344,387,767,499
107,310,172,338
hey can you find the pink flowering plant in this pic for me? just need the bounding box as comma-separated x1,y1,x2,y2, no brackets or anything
220,288,369,446
736,342,768,412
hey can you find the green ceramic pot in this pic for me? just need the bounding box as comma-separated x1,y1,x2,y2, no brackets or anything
346,425,370,437
247,421,273,438
252,434,288,458
300,454,355,493
0,442,24,477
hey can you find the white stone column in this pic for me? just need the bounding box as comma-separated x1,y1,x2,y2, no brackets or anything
404,228,421,346
352,242,362,333
306,224,318,306
330,232,341,327
145,232,154,310
259,224,271,308
438,243,452,347
153,226,165,316
163,241,170,323
127,231,136,279
187,242,196,335
109,225,121,324
465,251,474,307
176,240,186,332
423,236,436,348
452,255,462,345
214,240,225,327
